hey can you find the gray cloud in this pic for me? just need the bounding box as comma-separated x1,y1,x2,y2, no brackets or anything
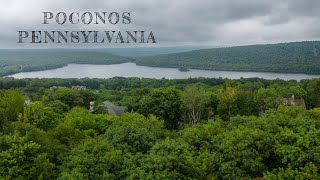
288,0,320,17
0,0,319,48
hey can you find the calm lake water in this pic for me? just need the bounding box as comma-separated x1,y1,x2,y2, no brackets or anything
8,63,320,80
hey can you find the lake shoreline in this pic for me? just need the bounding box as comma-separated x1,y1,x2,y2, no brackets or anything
5,62,320,78
8,63,320,81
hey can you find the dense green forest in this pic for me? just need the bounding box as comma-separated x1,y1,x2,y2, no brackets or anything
136,41,320,74
1,77,320,179
0,51,132,77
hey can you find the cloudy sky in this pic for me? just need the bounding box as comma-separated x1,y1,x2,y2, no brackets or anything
0,0,319,48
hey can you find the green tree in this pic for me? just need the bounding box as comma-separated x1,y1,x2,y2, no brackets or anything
0,90,24,126
58,137,123,180
63,107,99,132
181,84,211,125
234,83,260,116
138,88,182,129
255,87,278,112
303,79,320,109
128,138,199,179
54,88,84,108
212,125,272,179
104,113,164,154
46,100,69,114
22,101,61,130
49,123,86,148
0,132,55,179
3,121,67,165
217,86,237,118
79,90,98,108
264,163,320,180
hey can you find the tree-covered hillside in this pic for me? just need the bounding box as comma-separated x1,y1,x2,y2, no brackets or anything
0,51,132,77
136,41,320,74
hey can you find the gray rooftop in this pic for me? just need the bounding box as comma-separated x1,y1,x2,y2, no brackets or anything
103,101,128,116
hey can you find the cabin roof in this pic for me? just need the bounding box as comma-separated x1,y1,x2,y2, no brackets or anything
103,101,127,116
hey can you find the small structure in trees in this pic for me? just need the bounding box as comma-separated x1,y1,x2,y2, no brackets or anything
103,101,128,116
89,101,95,113
71,86,86,91
278,95,306,109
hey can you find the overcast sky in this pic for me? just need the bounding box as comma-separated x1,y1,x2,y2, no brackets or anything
0,0,319,48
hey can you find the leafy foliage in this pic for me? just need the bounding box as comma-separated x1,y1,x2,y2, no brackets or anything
138,88,182,129
136,41,320,74
0,77,320,179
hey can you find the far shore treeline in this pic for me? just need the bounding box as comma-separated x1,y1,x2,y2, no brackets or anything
1,41,320,77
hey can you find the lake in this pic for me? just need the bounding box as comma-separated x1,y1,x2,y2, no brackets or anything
8,63,320,80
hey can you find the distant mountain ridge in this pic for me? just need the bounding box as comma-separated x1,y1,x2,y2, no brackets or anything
0,46,218,57
135,41,320,74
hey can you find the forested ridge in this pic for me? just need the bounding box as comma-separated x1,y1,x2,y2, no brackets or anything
136,41,320,74
0,51,132,77
1,77,320,179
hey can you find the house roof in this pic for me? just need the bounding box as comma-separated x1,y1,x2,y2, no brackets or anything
103,101,128,116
